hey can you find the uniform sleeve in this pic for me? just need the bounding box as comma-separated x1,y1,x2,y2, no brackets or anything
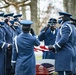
0,40,8,49
34,37,40,46
38,27,46,41
17,26,22,35
0,30,8,49
54,24,72,51
38,31,45,41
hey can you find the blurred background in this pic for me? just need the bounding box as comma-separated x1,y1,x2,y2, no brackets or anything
0,0,76,34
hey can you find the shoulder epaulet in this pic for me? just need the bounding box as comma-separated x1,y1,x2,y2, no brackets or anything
66,23,72,36
60,23,72,36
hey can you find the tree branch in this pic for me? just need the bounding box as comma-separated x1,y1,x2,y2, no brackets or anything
0,0,31,9
18,0,31,7
0,4,9,9
3,0,13,5
16,0,29,4
19,2,31,7
3,0,30,7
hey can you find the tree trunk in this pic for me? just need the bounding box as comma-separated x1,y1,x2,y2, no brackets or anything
30,0,39,35
5,7,10,13
63,0,76,17
22,6,26,19
15,6,20,14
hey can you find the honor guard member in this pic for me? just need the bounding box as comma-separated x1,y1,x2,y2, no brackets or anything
38,18,58,59
3,13,15,75
4,13,14,21
70,17,76,75
4,13,16,31
48,12,74,75
13,18,22,36
0,12,12,75
11,20,40,75
13,14,22,21
13,14,22,35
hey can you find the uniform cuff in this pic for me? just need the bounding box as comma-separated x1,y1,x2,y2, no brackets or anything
11,61,16,63
1,42,6,48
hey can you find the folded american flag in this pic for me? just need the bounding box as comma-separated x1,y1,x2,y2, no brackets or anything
34,45,49,52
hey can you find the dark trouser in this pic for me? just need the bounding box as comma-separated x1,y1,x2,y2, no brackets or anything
58,71,73,75
6,48,12,75
6,69,14,75
6,69,11,75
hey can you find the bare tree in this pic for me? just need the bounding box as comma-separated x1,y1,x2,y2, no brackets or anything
39,3,53,32
0,0,39,34
0,0,56,35
30,0,38,34
0,0,30,14
63,0,76,17
22,6,26,19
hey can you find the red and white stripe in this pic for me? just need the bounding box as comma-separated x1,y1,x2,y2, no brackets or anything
34,45,49,52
